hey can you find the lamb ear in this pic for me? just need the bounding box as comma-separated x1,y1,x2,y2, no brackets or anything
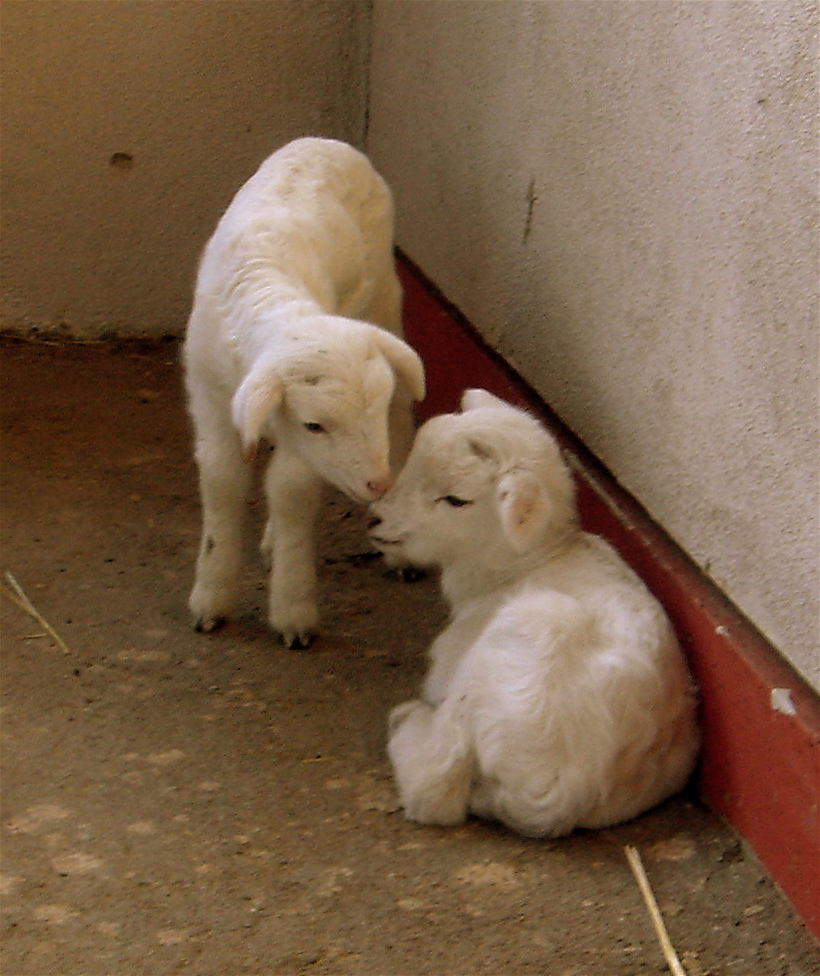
467,436,496,462
461,389,510,413
231,364,284,457
370,328,426,402
497,468,551,552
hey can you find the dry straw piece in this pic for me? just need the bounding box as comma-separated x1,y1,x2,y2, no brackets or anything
625,844,688,976
3,570,71,655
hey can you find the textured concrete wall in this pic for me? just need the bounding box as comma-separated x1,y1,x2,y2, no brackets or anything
0,0,370,336
368,1,819,688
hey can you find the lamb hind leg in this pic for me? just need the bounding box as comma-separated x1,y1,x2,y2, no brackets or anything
263,449,323,649
388,699,474,826
189,422,252,631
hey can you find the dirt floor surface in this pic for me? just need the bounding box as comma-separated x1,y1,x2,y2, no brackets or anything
1,336,818,976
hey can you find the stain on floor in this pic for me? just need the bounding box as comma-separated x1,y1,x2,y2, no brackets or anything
1,336,818,975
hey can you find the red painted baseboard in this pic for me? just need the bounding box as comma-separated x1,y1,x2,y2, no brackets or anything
397,252,820,938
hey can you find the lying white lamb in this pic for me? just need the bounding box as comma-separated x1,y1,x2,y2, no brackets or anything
183,137,425,649
369,390,700,837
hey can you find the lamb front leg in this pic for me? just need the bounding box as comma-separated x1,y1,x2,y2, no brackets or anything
263,449,324,649
189,420,252,632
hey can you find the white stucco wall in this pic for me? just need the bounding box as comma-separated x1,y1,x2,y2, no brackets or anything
0,0,370,336
368,1,819,689
2,0,817,691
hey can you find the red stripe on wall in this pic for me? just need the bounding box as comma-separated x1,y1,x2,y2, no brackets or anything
397,252,820,938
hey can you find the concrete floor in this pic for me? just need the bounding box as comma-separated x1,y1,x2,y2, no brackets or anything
1,336,818,976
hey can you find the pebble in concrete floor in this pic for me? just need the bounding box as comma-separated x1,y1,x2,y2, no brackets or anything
1,336,818,976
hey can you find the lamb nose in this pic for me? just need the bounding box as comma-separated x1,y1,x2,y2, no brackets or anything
366,478,393,498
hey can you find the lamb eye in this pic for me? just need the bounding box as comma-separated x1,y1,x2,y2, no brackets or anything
439,495,473,508
303,422,325,433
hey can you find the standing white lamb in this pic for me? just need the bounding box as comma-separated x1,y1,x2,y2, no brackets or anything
369,390,700,837
183,137,425,649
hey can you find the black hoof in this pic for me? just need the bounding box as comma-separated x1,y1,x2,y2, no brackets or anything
396,566,426,583
282,631,315,651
